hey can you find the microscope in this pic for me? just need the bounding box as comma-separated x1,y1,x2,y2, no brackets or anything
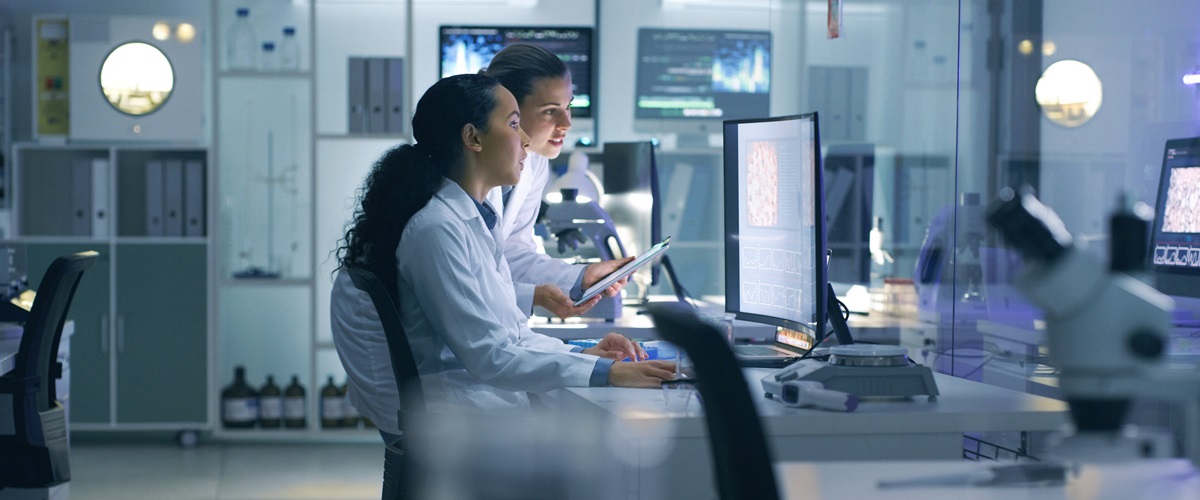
541,188,626,320
987,188,1200,465
914,193,990,324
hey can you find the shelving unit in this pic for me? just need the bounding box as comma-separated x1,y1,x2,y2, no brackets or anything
9,143,210,440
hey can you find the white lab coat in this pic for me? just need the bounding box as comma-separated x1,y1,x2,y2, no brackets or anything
330,179,601,432
486,152,582,312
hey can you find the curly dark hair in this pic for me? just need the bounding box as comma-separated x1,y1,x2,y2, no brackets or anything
335,74,501,299
481,43,569,106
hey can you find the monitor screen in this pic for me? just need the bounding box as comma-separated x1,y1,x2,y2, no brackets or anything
635,28,771,135
438,26,593,119
723,113,826,336
1150,136,1200,299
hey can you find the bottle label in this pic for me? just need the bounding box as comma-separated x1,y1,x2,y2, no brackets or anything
223,398,258,422
260,396,283,419
322,396,344,420
284,396,305,419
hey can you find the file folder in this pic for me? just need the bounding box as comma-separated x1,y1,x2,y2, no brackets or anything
163,159,184,237
145,160,164,236
348,57,367,134
384,58,405,134
91,157,109,237
183,160,205,237
70,158,92,236
366,57,387,133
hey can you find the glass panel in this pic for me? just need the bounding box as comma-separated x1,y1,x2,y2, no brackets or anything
217,77,313,280
219,285,312,395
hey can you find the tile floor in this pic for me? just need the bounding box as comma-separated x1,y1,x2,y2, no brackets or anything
64,433,385,500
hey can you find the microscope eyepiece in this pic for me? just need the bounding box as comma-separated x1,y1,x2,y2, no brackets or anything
986,187,1073,263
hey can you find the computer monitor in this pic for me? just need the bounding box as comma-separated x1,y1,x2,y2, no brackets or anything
438,26,594,120
1149,136,1200,320
634,28,772,139
601,142,662,286
723,113,828,339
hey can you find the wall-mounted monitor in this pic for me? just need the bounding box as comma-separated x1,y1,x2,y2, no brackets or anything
438,26,594,120
635,28,771,138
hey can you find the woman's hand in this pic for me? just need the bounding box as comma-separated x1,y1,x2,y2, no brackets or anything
607,360,677,388
582,256,636,298
582,332,647,361
534,284,600,319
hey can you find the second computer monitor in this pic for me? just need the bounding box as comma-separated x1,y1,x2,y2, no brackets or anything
635,28,771,137
723,113,827,337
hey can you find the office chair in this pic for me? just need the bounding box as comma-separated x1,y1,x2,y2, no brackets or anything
647,303,780,500
0,251,98,489
344,266,425,500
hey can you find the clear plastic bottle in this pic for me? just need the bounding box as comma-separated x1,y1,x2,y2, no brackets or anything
226,7,257,70
259,41,278,72
278,26,299,71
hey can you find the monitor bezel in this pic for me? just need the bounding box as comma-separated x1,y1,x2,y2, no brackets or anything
1150,136,1200,299
437,25,595,119
722,112,827,338
633,27,772,137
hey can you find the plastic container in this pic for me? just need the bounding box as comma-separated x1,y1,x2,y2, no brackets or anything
278,27,299,71
226,8,257,70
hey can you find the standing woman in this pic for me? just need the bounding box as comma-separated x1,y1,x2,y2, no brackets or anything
331,75,674,433
481,44,631,319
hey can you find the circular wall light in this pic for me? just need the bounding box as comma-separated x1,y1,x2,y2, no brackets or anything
1035,59,1102,128
99,41,174,116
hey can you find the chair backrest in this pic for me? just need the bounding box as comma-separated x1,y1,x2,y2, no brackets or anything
647,303,780,500
13,251,99,412
344,266,425,414
1,250,97,488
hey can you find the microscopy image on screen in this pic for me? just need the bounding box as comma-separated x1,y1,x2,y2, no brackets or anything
1162,166,1200,233
747,140,779,227
440,32,504,78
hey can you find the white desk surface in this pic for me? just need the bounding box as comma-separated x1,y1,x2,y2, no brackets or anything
1,321,73,376
550,368,1070,498
776,459,1200,499
529,306,776,341
556,368,1068,437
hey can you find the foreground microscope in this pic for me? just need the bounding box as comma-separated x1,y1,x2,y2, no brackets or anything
987,188,1200,465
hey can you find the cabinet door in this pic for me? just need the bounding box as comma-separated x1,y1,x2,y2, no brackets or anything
27,243,112,424
114,244,207,424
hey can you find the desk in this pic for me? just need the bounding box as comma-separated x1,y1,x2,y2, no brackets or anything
775,459,1199,499
549,368,1069,498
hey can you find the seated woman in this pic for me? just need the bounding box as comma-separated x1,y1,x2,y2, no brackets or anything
331,74,675,436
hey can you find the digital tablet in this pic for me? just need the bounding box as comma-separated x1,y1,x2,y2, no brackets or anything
573,237,672,306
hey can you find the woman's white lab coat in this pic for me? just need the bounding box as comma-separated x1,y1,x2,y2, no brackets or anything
331,179,601,432
485,152,582,312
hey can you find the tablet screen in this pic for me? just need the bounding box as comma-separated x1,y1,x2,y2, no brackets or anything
573,237,671,306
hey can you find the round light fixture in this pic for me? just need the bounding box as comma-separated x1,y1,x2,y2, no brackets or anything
1017,39,1033,56
99,42,175,116
1035,59,1102,128
176,23,197,43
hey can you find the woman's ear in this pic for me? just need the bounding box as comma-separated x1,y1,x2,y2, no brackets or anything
461,123,484,153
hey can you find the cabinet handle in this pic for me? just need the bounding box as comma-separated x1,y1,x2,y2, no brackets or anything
100,314,109,354
116,315,125,353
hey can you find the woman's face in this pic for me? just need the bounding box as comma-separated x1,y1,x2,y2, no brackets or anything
519,76,573,159
479,86,530,187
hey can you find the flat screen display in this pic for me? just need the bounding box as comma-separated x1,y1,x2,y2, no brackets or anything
635,28,771,133
723,113,826,336
439,26,593,118
1150,136,1200,298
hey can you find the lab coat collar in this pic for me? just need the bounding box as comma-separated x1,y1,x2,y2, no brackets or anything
433,178,504,260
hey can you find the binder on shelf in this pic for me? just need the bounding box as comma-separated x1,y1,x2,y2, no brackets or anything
348,57,367,134
91,157,109,238
163,159,184,237
145,160,165,236
366,57,387,133
70,158,92,236
384,58,405,134
183,159,205,237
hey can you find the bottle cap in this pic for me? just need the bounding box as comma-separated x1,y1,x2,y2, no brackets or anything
283,26,296,36
236,7,249,16
262,42,276,51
